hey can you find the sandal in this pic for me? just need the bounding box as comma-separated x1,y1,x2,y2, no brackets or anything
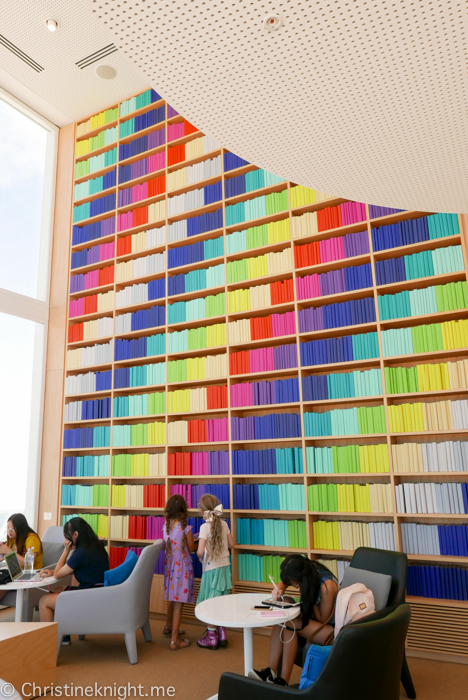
163,626,186,636
169,638,190,651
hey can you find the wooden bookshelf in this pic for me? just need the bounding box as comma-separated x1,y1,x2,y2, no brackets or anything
57,88,468,661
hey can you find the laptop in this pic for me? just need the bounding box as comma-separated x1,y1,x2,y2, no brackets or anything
5,551,43,582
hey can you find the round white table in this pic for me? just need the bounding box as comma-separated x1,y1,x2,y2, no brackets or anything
2,575,60,622
195,592,300,675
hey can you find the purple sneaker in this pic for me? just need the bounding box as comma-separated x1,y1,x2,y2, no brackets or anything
197,628,219,650
217,626,228,647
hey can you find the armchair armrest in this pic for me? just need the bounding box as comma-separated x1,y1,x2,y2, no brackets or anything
218,673,304,700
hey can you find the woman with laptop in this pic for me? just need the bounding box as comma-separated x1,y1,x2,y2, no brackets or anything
0,514,43,600
38,517,109,642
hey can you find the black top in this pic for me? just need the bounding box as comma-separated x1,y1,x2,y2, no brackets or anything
67,546,109,588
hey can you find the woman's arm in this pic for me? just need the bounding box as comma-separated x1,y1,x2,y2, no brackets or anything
312,579,338,623
197,538,206,561
52,541,75,580
186,529,198,553
227,533,235,550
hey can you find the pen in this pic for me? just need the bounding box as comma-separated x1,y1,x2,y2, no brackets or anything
269,574,283,601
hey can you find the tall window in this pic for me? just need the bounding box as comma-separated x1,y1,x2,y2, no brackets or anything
0,89,57,536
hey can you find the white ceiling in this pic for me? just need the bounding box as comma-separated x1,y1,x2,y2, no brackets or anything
0,0,149,126
81,0,468,213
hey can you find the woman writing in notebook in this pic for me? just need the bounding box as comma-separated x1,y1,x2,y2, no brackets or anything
0,514,43,602
250,554,338,687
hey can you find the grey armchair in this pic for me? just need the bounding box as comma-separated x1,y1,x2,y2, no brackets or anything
1,526,65,620
55,540,163,664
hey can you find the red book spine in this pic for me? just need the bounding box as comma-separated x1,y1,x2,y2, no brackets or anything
168,453,175,475
184,120,198,135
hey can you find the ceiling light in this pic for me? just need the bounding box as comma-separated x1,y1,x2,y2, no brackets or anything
96,64,116,80
46,19,58,32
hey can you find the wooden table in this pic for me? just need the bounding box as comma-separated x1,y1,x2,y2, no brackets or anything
0,623,57,699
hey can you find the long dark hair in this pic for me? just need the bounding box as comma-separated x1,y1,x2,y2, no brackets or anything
164,494,188,558
64,517,108,560
7,514,38,556
280,555,337,628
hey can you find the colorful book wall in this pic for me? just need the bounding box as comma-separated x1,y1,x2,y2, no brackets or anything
65,370,112,395
229,311,296,344
72,218,115,247
395,482,468,514
224,169,284,198
168,263,225,296
119,151,166,184
224,152,249,171
289,186,331,209
119,105,165,139
114,332,165,361
401,524,468,557
111,484,165,508
372,213,459,251
112,421,166,446
167,386,228,412
385,359,468,395
298,296,376,333
115,279,165,308
71,241,115,269
294,230,369,267
300,332,380,366
231,412,302,440
167,323,226,353
392,441,468,473
76,107,118,137
167,418,229,444
306,444,390,474
114,304,165,334
74,169,116,201
378,281,468,321
168,119,198,141
232,447,303,474
68,317,113,343
167,292,225,324
73,193,116,223
62,455,110,477
225,190,289,225
307,483,393,513
296,263,373,300
75,148,117,179
118,126,166,161
226,219,291,255
110,515,165,540
63,426,110,448
117,201,166,232
69,291,114,318
114,362,166,389
233,484,305,511
313,521,396,551
112,453,166,476
375,245,465,285
170,484,230,509
226,248,292,283
302,368,382,402
167,208,223,242
166,156,221,192
113,391,166,417
118,173,165,207
168,236,223,268
368,205,404,219
64,398,111,421
237,518,307,548
166,354,227,382
75,126,118,157
381,319,468,357
117,227,166,257
229,343,297,375
167,135,220,168
238,553,284,583
168,451,229,475
66,340,113,369
304,406,386,437
227,279,294,312
70,264,114,294
120,89,161,117
230,377,299,407
61,484,109,507
291,201,366,239
387,399,468,433
167,182,222,215
407,565,468,601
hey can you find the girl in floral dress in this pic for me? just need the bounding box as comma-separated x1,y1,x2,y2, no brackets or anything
162,494,197,650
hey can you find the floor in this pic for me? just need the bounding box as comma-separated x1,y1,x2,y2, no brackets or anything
0,607,466,699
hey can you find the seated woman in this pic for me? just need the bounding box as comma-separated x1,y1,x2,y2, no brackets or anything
38,517,109,643
250,554,338,687
0,514,43,602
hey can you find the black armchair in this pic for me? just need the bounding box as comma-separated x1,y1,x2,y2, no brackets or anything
218,603,411,700
292,547,416,699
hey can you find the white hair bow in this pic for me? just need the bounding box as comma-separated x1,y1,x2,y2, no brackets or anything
203,504,223,522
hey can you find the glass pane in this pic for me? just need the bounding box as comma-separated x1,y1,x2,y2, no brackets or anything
0,312,44,535
0,98,49,299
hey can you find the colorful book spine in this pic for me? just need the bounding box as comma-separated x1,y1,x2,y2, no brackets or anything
113,361,166,389
407,565,468,601
304,406,386,437
395,482,468,514
167,450,229,475
313,520,396,551
372,214,459,252
167,418,229,444
229,343,297,375
114,333,165,361
231,412,302,440
308,483,393,513
302,368,382,401
298,296,376,332
232,447,303,474
71,241,115,269
230,377,300,407
233,484,305,511
306,444,390,474
300,332,380,366
391,441,468,473
111,452,166,476
237,518,307,548
63,426,111,448
296,263,373,300
401,523,468,556
378,281,468,320
387,399,468,433
62,455,110,476
112,421,166,447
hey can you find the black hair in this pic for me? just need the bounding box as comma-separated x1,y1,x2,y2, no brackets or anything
64,517,108,561
7,514,38,557
280,554,337,628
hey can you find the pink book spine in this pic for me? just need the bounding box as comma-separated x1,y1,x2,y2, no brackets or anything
221,417,228,441
202,451,209,475
192,452,198,475
246,383,253,406
265,346,275,371
319,238,331,263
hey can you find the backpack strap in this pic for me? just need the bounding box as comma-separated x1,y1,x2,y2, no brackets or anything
304,600,336,646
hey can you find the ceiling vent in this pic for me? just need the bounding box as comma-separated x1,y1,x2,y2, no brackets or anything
0,34,44,72
76,43,118,69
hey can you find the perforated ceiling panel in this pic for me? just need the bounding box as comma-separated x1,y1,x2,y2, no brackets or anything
83,0,468,213
0,1,148,124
